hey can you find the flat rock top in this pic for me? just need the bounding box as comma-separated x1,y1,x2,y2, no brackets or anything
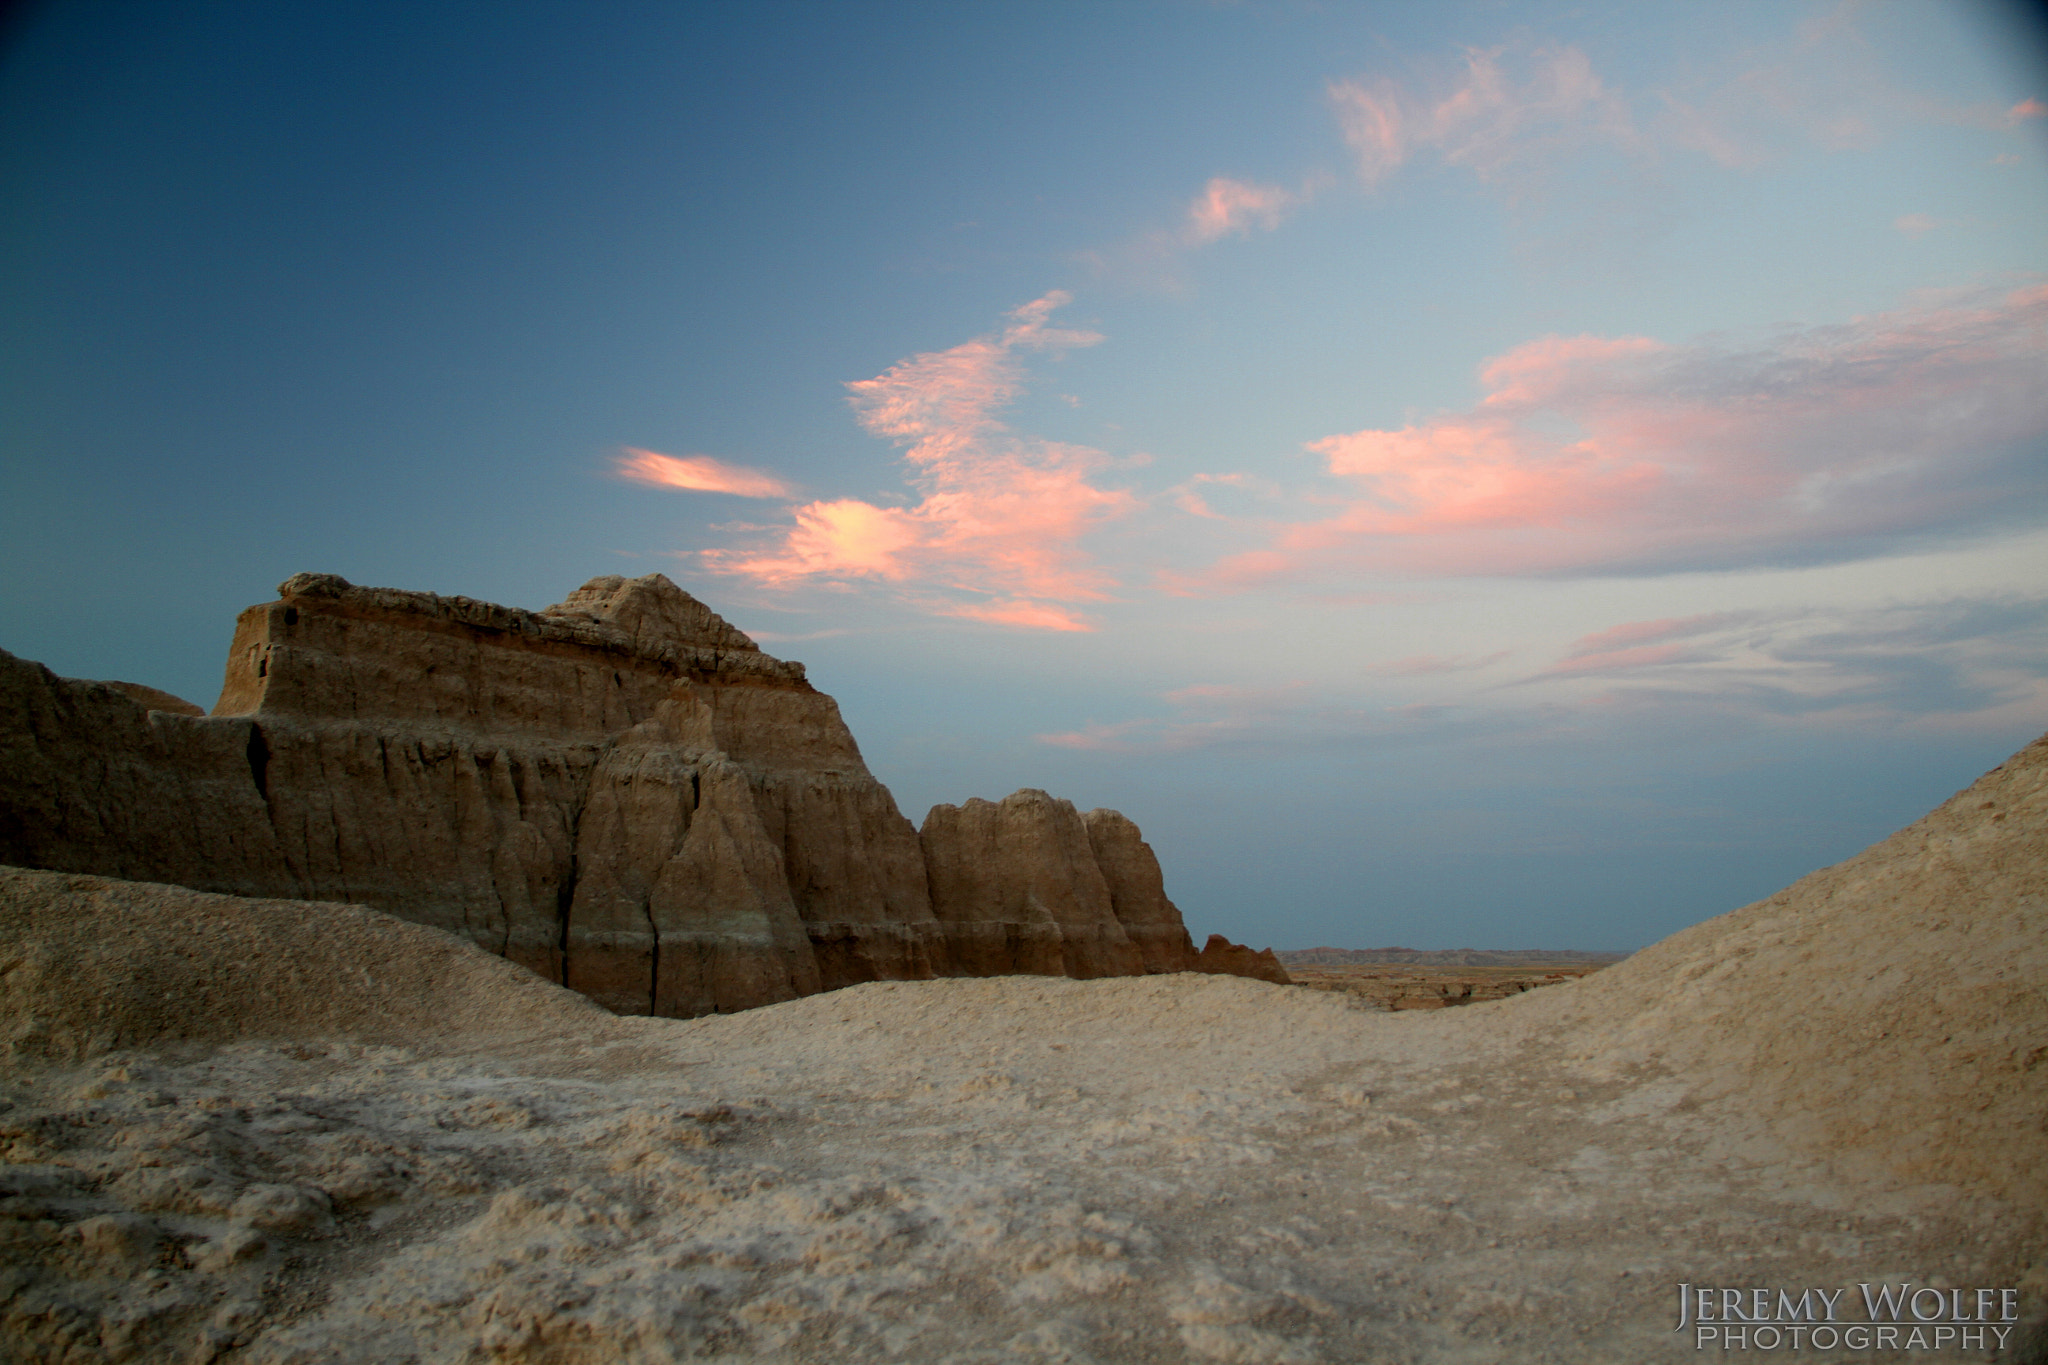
273,571,802,681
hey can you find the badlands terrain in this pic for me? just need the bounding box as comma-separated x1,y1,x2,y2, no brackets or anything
1278,960,1619,1012
0,573,2043,1363
2,729,2044,1363
0,572,1285,1014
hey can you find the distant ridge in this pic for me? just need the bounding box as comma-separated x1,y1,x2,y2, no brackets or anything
1277,947,1631,966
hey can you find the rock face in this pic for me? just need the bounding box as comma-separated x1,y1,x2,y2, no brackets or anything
0,572,1280,1014
923,792,1139,978
1190,934,1291,984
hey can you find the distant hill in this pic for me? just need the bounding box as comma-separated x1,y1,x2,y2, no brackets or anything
1276,947,1632,966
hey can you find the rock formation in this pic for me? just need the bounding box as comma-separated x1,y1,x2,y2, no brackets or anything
0,572,1283,1015
923,792,1162,979
1189,934,1292,984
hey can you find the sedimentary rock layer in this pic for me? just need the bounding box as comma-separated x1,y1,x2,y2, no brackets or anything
0,572,1278,1014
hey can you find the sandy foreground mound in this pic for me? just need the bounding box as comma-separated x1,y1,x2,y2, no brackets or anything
2,738,2045,1363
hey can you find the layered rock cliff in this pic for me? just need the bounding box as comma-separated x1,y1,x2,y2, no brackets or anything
0,572,1283,1014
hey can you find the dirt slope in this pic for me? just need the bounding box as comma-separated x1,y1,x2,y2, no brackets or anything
1512,731,2048,1208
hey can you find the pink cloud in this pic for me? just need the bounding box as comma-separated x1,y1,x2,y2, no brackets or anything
1563,613,1752,657
1185,178,1295,242
615,448,793,499
1339,22,2042,193
1168,471,1265,520
703,294,1134,630
729,499,924,582
1038,719,1155,753
1039,595,2048,756
1329,43,1642,191
1088,174,1324,288
1522,612,1758,680
1198,282,2048,585
1669,12,2048,162
935,598,1094,632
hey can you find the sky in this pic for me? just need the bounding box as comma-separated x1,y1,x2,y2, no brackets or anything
3,0,2045,952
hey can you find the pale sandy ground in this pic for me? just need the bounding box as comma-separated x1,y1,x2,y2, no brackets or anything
3,737,2045,1364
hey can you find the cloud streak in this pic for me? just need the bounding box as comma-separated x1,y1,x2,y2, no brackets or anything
1198,282,2048,585
1184,177,1299,242
1037,596,2048,756
615,448,793,499
1330,21,2046,195
703,294,1134,630
1329,43,1642,192
1520,598,2048,725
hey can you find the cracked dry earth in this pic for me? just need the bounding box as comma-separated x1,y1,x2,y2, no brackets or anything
4,972,2040,1365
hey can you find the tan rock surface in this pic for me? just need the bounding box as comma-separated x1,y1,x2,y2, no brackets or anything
0,720,2042,1362
1192,932,1294,984
0,572,1275,1017
0,649,294,895
1083,807,1202,973
921,789,1147,978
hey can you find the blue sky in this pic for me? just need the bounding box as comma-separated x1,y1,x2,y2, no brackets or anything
4,0,2045,950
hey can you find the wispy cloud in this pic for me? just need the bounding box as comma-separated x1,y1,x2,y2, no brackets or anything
1036,596,2048,755
1892,213,1955,239
935,597,1095,632
1328,42,1644,193
1526,611,1758,680
1168,471,1272,520
615,448,793,498
1184,177,1300,243
1085,173,1318,287
1655,8,2048,167
1521,598,2048,726
1195,282,2048,586
1578,613,1752,652
1331,19,2045,195
701,294,1135,630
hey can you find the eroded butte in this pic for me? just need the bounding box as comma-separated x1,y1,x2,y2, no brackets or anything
0,571,1282,1017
